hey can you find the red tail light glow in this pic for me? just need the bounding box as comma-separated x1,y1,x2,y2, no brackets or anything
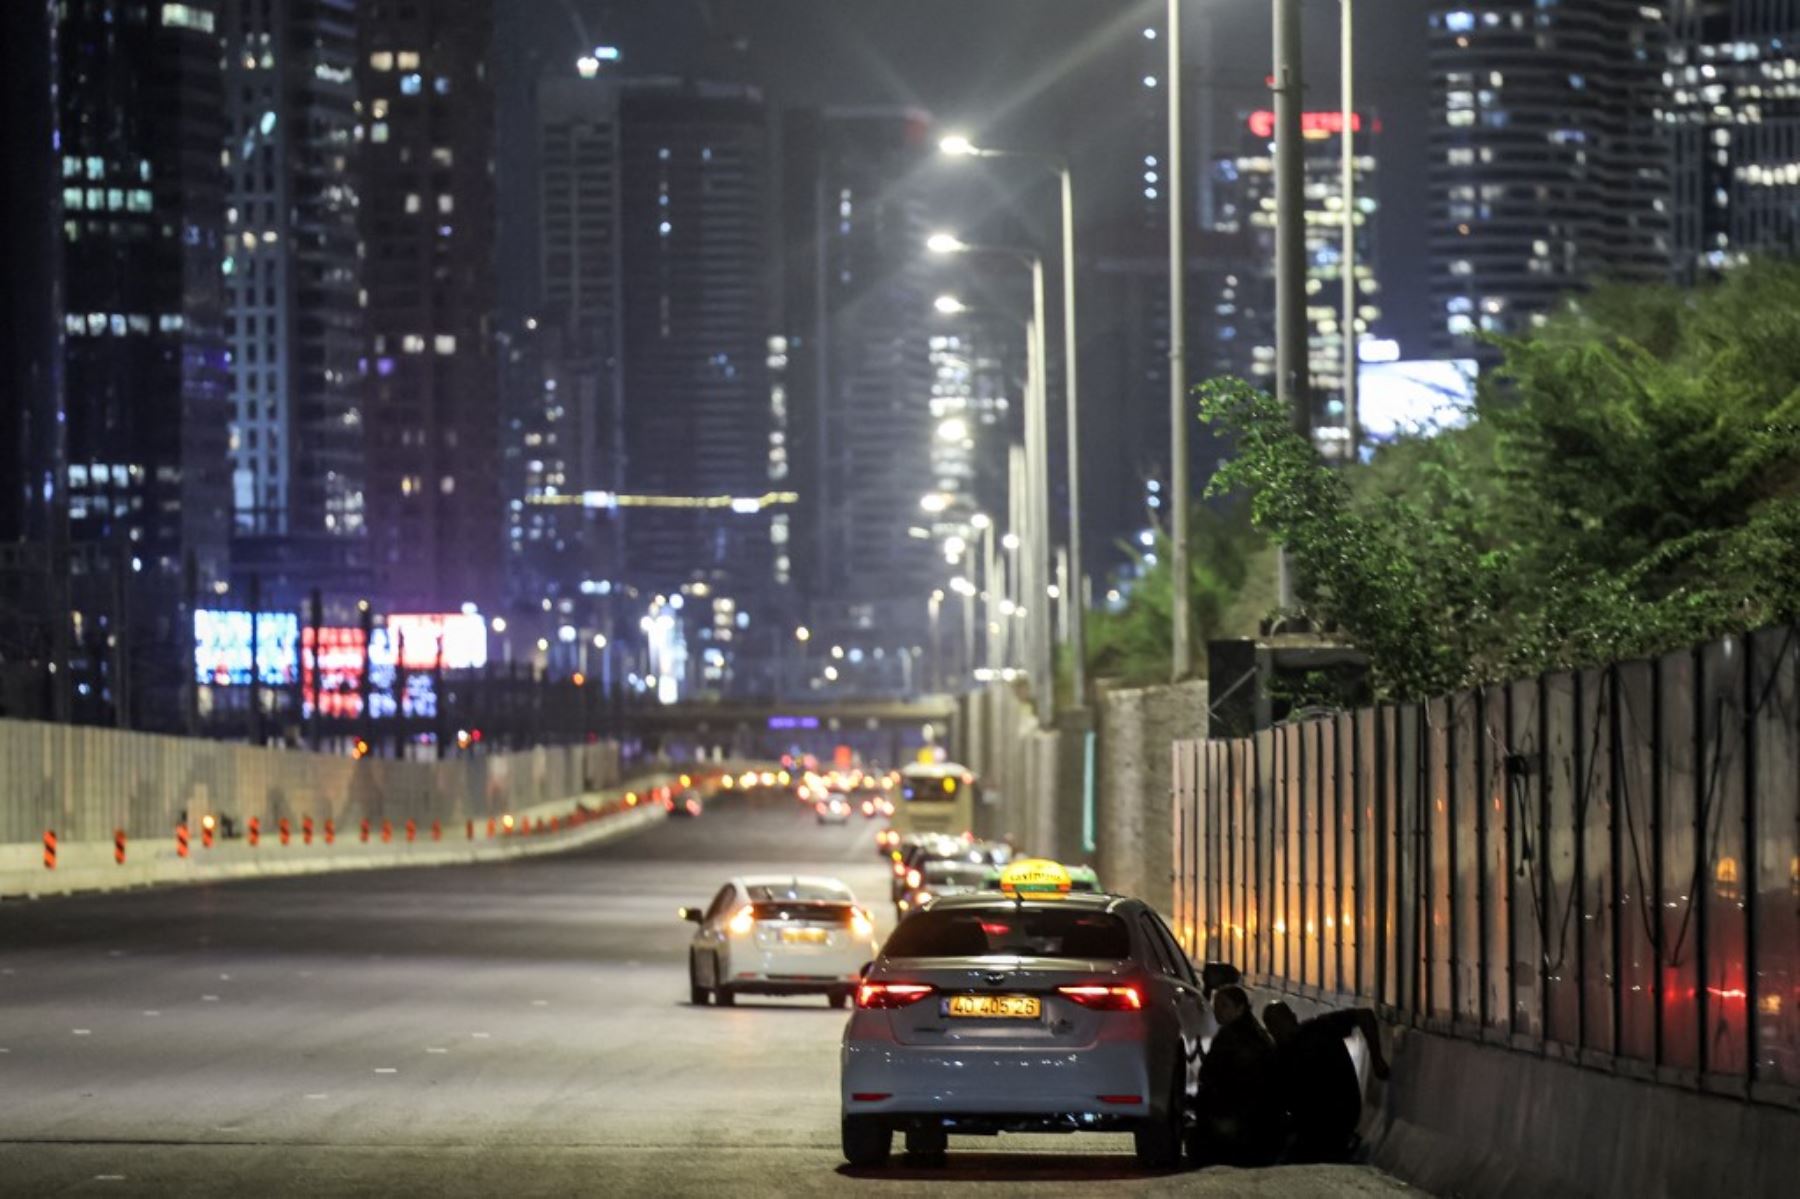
1057,984,1143,1011
855,982,936,1009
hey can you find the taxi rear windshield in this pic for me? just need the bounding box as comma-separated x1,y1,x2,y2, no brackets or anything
750,902,854,924
882,907,1129,960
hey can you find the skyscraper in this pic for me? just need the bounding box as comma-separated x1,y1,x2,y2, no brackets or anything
221,0,366,605
1666,1,1800,276
615,84,775,594
781,107,937,669
359,0,501,612
1427,2,1672,359
1211,107,1380,455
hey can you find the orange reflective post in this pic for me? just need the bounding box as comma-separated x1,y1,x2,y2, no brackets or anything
303,815,314,846
248,817,261,847
405,819,416,843
115,829,127,865
360,818,371,843
175,824,189,859
279,817,291,847
324,818,336,845
43,830,56,869
430,820,441,842
381,820,392,844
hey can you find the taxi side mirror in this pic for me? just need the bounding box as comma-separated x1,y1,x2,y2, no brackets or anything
678,906,704,923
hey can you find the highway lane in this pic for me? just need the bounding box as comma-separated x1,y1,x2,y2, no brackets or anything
0,793,1415,1197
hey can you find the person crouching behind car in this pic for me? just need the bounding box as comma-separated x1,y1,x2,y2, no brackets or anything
1191,984,1281,1168
1262,1000,1391,1163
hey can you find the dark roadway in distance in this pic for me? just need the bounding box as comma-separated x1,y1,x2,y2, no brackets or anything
0,794,1412,1198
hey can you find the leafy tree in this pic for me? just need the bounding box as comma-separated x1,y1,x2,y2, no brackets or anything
1196,261,1800,699
1079,502,1271,688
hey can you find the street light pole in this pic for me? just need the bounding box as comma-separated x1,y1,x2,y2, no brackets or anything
1058,164,1086,706
1341,0,1359,460
1274,0,1308,608
1026,255,1053,720
1167,0,1191,682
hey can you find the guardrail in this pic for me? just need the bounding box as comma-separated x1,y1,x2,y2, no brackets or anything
1170,624,1799,1110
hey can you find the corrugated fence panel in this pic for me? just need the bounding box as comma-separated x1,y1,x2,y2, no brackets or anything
1426,696,1453,1023
1451,690,1481,1029
1579,667,1615,1060
1167,626,1791,1106
1614,659,1659,1067
1659,646,1702,1075
1748,626,1800,1091
1482,683,1511,1037
1544,670,1580,1051
1701,635,1749,1080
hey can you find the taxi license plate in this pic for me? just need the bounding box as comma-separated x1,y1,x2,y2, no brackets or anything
781,927,829,945
945,994,1041,1020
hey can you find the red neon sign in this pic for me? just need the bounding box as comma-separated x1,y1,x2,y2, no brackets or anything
1247,109,1365,139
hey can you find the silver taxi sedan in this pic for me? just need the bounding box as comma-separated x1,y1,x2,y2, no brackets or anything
840,888,1213,1168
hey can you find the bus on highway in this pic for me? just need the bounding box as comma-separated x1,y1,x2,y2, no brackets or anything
890,761,979,837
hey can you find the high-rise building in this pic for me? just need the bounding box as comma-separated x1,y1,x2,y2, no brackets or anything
358,0,501,612
1427,2,1672,360
221,0,366,606
1210,107,1380,455
56,0,234,724
1666,1,1800,276
615,84,777,663
502,72,626,609
781,107,937,672
0,0,67,716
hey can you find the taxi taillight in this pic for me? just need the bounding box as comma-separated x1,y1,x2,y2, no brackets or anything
855,982,935,1009
1057,984,1143,1011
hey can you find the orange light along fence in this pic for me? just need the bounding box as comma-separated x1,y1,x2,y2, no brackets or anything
1170,623,1800,1109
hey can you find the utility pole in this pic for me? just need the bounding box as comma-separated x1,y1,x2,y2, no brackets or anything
1168,0,1191,681
1059,165,1086,706
1341,0,1360,460
1274,0,1309,608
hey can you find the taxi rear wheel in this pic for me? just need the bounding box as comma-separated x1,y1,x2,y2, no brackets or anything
687,952,710,1006
715,986,736,1006
1133,1067,1186,1170
828,989,849,1009
841,1114,891,1167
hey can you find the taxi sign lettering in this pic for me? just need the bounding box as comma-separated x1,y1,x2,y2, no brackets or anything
998,858,1073,900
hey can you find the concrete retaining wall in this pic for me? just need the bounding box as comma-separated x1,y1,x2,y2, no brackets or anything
1095,680,1206,913
0,717,621,845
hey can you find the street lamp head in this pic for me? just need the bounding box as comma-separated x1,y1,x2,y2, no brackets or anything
919,492,949,514
794,625,811,642
1002,532,1021,551
971,512,991,530
933,294,967,315
940,134,978,157
926,232,967,255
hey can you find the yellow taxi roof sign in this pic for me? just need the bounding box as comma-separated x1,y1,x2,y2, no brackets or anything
998,858,1073,901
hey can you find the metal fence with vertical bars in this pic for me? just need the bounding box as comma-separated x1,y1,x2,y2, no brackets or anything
1171,625,1799,1109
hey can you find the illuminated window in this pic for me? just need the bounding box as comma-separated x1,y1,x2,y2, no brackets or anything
434,335,456,355
405,193,421,214
369,52,393,71
396,51,421,71
161,3,215,33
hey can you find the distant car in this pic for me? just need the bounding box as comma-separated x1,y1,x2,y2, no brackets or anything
665,789,704,819
894,857,993,916
681,876,877,1008
817,793,853,824
890,836,1008,902
840,881,1213,1168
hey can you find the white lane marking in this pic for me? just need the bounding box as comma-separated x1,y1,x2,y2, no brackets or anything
108,951,125,958
470,1032,490,1039
304,1093,329,1100
215,1126,240,1133
530,999,549,1007
298,971,314,978
0,1047,11,1053
1,969,14,975
72,1029,92,1036
94,1175,126,1182
373,1067,398,1074
202,995,220,1002
426,1047,448,1054
218,973,232,981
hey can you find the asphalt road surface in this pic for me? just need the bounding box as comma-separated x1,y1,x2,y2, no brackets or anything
0,793,1418,1198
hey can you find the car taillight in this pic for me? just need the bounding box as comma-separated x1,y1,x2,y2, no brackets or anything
850,908,875,939
727,907,755,936
892,861,906,876
855,982,935,1009
1057,984,1143,1011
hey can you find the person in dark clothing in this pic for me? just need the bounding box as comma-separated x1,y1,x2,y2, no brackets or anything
1262,1001,1391,1163
1191,984,1281,1167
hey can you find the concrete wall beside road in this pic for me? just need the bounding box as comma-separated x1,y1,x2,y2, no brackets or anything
1095,680,1206,915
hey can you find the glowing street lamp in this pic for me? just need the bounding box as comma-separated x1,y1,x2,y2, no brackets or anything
933,294,968,315
925,232,968,255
